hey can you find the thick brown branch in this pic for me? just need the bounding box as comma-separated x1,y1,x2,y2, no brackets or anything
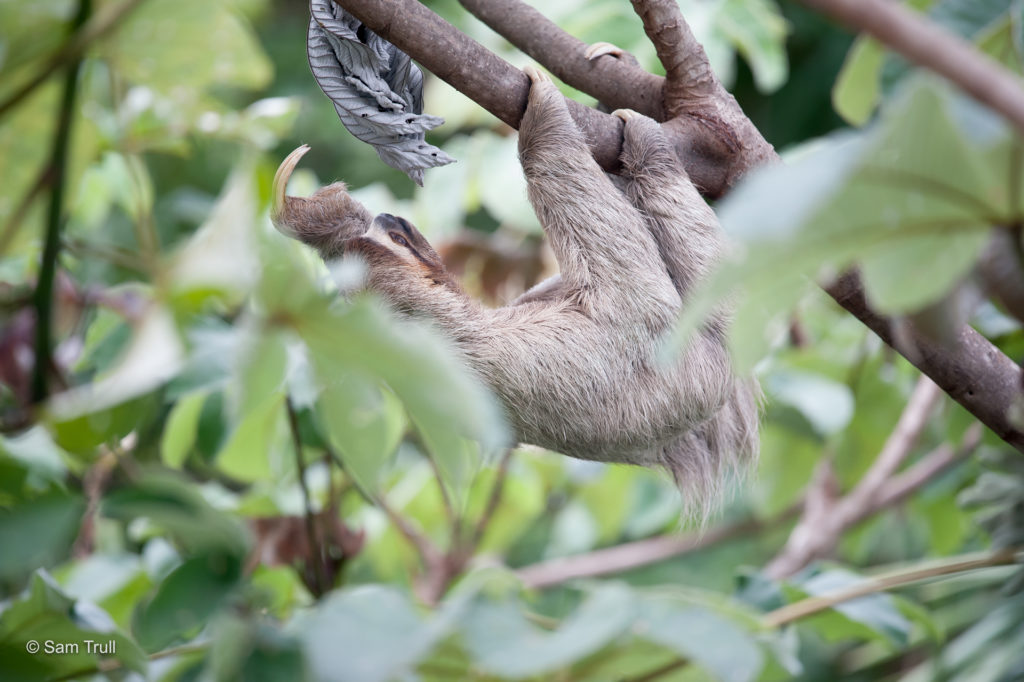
629,0,714,116
457,0,665,119
800,0,1024,136
336,0,770,195
829,272,1024,453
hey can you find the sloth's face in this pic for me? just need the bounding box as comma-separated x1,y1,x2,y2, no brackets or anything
360,213,443,271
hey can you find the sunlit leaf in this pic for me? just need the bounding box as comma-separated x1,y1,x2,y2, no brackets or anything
160,391,207,469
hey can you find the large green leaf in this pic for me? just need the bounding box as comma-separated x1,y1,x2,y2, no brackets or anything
0,571,147,678
316,374,405,494
638,600,765,682
101,474,248,558
294,585,453,682
135,552,243,652
0,491,84,582
459,583,637,679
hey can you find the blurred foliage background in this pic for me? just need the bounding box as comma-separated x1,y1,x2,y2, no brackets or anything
0,0,1023,680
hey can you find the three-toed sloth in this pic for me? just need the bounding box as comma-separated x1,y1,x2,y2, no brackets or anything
273,67,759,514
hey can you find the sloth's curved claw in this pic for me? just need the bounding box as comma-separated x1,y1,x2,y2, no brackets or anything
612,108,642,122
584,41,625,61
272,144,311,226
523,65,551,84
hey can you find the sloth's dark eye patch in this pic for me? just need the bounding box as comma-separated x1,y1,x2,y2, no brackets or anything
389,231,409,248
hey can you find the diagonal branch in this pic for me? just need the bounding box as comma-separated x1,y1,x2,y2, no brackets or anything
457,0,665,119
799,0,1024,136
516,505,799,589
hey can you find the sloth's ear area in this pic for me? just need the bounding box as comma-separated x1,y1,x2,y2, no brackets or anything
271,145,373,259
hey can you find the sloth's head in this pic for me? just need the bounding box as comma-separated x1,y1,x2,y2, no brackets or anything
271,146,451,293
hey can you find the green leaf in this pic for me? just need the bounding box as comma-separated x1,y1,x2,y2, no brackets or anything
135,552,243,652
215,392,284,484
102,0,272,95
316,375,404,494
765,370,854,437
0,492,84,582
637,599,765,682
0,571,147,678
459,583,636,678
794,569,913,646
296,585,452,682
833,37,885,126
160,392,207,469
717,0,789,93
101,474,248,558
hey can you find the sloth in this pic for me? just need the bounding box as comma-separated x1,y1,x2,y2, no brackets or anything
272,67,759,513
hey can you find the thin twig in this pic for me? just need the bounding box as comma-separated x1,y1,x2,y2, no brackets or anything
285,395,327,596
469,449,515,548
763,547,1021,628
625,657,690,682
517,504,800,589
30,0,92,404
0,0,147,120
766,378,945,579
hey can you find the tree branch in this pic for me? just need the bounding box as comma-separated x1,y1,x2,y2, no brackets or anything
31,0,92,404
516,505,798,589
766,391,982,581
828,272,1024,453
763,547,1021,628
628,0,714,117
336,0,772,195
457,0,665,118
798,0,1024,136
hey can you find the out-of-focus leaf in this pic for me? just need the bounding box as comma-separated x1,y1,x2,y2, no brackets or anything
215,392,284,484
103,0,272,95
833,37,885,126
294,585,452,682
637,599,765,682
206,616,308,682
459,583,636,679
47,304,184,420
101,474,248,558
0,491,84,582
294,297,509,493
135,552,242,652
0,427,70,490
717,0,789,93
792,569,913,646
160,392,207,469
170,163,260,307
0,571,147,678
684,79,1005,368
765,369,854,437
316,375,404,494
